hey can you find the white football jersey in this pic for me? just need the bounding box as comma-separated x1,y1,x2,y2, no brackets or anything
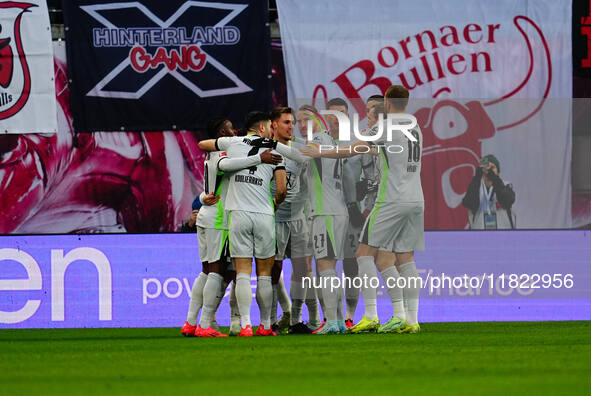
217,135,285,215
307,132,347,216
196,150,229,229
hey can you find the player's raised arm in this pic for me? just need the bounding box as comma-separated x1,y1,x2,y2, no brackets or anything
198,139,216,152
218,148,282,172
198,136,235,152
198,191,220,206
300,139,372,159
275,141,308,163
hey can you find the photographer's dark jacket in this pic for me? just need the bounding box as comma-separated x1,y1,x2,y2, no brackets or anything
462,170,516,229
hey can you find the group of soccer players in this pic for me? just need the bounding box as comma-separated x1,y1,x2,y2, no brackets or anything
181,84,424,337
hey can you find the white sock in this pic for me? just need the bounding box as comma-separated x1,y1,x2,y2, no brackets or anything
229,282,240,328
380,266,406,320
271,284,279,324
199,272,223,329
345,284,359,320
399,261,420,325
290,280,306,325
186,272,207,325
236,273,252,328
277,276,292,314
345,280,359,319
319,269,338,322
316,272,326,320
357,256,378,320
211,279,229,326
216,280,229,310
305,271,321,323
256,275,273,329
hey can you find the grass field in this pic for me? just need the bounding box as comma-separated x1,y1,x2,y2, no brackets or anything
1,321,590,395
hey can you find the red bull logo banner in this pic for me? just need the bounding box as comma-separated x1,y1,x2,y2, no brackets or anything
0,1,57,134
278,0,572,230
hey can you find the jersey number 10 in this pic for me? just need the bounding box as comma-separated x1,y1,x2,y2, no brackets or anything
407,131,421,163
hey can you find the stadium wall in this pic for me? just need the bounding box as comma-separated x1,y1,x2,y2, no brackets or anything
1,231,589,328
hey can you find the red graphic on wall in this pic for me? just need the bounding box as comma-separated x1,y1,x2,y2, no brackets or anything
0,1,35,120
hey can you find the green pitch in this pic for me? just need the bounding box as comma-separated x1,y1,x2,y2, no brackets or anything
1,321,590,395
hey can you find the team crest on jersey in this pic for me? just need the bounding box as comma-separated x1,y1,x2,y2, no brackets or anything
0,1,36,120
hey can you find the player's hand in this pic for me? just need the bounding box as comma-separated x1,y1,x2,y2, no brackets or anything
363,209,371,218
300,146,320,158
260,148,283,165
487,162,498,175
368,146,379,156
188,210,199,227
347,203,365,228
203,193,220,205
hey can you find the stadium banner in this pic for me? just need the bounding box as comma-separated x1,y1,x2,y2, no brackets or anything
278,0,572,230
0,0,57,134
574,0,591,78
1,232,589,329
0,42,205,234
62,0,271,132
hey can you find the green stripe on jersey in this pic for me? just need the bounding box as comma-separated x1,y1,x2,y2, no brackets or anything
219,229,228,257
312,161,323,215
214,179,225,229
270,182,274,211
325,216,335,251
368,150,390,236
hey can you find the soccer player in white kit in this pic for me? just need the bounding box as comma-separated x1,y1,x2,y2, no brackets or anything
302,85,424,334
199,111,287,336
269,107,316,334
295,105,323,330
181,118,234,337
307,100,350,335
185,117,283,337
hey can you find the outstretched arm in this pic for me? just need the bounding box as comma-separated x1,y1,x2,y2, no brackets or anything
198,139,216,152
300,140,371,159
275,142,308,163
218,149,282,171
199,136,236,152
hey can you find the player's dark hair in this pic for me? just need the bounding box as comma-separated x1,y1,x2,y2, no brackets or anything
243,111,270,133
206,117,228,138
270,106,293,122
327,97,348,110
298,104,318,114
367,94,384,103
385,85,409,110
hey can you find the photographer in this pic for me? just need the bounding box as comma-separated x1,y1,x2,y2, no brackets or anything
179,195,203,232
462,155,516,229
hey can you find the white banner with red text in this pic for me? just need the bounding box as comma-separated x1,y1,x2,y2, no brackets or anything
278,0,572,229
